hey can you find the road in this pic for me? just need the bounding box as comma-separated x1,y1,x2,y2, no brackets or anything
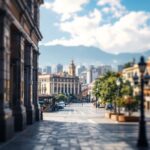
0,103,150,150
44,103,115,124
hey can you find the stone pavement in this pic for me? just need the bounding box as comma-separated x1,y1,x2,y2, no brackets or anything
0,103,150,150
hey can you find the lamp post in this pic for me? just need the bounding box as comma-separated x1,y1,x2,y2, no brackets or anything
116,79,121,114
133,56,149,147
96,89,98,108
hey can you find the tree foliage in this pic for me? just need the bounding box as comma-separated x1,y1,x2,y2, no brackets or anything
93,72,119,104
56,93,67,102
92,71,135,114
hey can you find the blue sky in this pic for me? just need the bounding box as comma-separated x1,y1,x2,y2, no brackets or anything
40,0,150,54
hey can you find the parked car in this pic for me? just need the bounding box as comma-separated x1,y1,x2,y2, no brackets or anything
58,101,66,107
105,104,113,110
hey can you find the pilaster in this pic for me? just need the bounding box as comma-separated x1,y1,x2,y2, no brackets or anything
24,42,35,124
33,50,41,121
11,31,26,131
74,80,76,95
0,10,14,141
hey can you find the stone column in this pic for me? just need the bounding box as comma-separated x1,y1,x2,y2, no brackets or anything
24,42,35,124
33,50,41,121
74,80,76,95
50,83,52,94
63,83,65,94
0,10,14,142
78,83,80,95
67,83,69,94
70,82,72,94
61,83,63,93
57,82,58,94
11,31,26,131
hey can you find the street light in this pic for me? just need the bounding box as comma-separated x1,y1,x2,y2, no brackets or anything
133,56,149,148
116,78,121,114
96,89,99,108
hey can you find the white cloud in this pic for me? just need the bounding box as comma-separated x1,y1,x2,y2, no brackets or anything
41,0,150,54
98,0,127,18
44,10,150,54
98,0,122,7
42,0,89,21
60,9,102,36
45,9,102,46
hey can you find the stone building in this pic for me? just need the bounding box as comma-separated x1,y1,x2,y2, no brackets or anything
0,0,43,141
38,74,81,96
68,60,76,76
38,61,81,97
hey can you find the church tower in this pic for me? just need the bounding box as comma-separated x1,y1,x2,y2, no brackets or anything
68,60,76,76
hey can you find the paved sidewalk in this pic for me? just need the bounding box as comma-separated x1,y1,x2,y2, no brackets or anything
0,103,150,150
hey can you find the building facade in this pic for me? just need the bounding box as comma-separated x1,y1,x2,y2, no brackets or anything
38,74,81,96
38,61,81,97
122,59,150,110
0,0,43,141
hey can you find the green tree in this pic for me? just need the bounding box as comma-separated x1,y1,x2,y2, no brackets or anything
122,96,139,116
93,71,134,114
115,78,133,114
56,93,68,102
124,62,132,68
93,72,119,112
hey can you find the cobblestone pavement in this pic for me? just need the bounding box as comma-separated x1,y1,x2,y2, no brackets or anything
0,103,150,150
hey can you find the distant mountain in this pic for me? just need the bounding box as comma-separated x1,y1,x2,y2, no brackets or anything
39,45,150,66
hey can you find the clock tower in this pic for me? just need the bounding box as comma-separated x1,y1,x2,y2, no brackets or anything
68,60,76,76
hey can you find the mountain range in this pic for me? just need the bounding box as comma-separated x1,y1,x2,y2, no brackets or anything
39,45,150,67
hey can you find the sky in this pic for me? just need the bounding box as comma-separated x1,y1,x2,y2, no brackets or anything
40,0,150,54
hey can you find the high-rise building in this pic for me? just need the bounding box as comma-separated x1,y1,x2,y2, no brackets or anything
92,68,99,81
43,66,51,74
101,65,112,75
77,65,86,76
79,71,87,84
118,65,124,72
87,69,92,84
56,64,63,73
38,67,43,74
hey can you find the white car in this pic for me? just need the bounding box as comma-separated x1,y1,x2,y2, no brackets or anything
58,101,66,107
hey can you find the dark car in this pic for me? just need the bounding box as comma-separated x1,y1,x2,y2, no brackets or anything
106,104,113,110
39,99,45,107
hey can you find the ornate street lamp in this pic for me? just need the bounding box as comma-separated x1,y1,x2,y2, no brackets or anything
96,88,99,108
116,78,121,114
133,56,149,147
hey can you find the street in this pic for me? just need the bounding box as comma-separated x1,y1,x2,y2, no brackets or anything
0,103,150,150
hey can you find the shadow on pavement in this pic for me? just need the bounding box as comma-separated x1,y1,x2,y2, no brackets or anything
0,120,150,150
